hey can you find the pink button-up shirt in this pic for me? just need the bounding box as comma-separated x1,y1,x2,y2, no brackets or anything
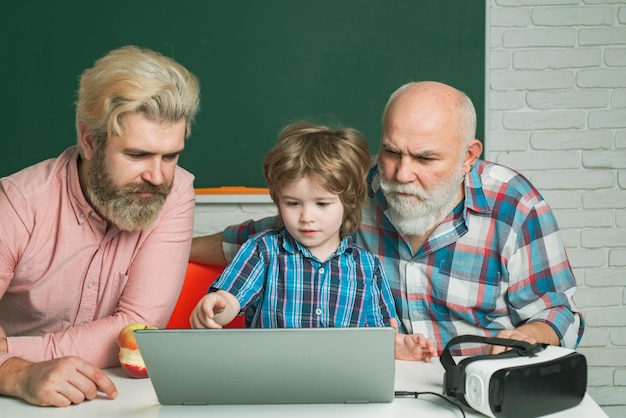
0,147,195,368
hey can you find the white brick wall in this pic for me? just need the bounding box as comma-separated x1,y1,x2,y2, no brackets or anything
489,1,626,416
194,1,626,415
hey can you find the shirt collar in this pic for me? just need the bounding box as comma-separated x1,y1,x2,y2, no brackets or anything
464,159,491,215
279,227,353,261
368,165,390,213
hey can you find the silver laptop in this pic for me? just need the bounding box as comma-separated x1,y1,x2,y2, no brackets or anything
134,327,395,405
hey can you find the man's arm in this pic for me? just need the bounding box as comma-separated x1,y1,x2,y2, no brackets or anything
504,192,583,351
189,216,278,266
189,233,227,265
512,321,560,345
490,322,560,355
0,356,117,407
1,169,196,369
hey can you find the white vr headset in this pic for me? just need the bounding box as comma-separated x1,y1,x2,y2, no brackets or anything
440,335,587,418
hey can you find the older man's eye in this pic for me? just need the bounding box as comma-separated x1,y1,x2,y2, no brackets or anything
163,153,180,162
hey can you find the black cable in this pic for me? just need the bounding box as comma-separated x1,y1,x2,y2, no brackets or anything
394,391,466,417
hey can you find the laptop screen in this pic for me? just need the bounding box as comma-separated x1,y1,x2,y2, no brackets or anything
134,327,396,405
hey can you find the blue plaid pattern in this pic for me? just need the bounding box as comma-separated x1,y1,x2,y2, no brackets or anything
223,160,584,355
213,228,396,328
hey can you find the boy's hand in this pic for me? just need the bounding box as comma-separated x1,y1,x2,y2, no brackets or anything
189,294,227,329
389,318,437,362
395,333,437,362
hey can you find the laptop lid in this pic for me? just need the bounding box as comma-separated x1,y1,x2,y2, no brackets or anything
134,327,395,405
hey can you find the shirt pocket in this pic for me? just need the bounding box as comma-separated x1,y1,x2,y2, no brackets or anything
97,271,130,317
326,275,367,327
431,258,504,317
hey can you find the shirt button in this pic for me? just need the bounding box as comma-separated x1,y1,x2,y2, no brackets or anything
88,281,94,288
319,268,325,274
80,213,85,219
315,308,323,316
412,310,419,317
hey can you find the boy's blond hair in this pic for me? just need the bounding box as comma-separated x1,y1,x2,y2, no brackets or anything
263,121,371,238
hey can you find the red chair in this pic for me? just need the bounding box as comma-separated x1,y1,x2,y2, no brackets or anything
166,262,245,329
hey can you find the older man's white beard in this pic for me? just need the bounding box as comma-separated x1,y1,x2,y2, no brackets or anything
380,171,463,237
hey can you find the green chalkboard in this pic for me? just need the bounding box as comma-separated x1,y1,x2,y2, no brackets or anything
0,1,485,187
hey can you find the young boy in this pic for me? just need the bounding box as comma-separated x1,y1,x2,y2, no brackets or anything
190,121,436,361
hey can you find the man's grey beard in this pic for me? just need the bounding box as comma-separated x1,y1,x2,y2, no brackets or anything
379,166,464,237
85,146,171,232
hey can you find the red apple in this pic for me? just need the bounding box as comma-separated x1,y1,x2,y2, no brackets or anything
117,323,157,378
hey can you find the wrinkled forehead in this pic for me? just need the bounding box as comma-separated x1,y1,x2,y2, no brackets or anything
382,110,462,154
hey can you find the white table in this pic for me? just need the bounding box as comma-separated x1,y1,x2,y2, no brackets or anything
1,360,606,417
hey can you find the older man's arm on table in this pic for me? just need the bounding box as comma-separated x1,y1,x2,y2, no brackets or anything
190,233,228,266
490,322,560,355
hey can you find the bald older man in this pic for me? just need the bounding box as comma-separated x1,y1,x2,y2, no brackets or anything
190,81,584,356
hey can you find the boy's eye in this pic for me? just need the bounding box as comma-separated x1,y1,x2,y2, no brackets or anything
285,201,300,206
317,202,329,207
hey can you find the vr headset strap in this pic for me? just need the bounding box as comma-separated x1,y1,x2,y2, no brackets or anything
440,335,546,400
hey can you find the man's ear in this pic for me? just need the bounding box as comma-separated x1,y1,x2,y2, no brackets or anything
77,121,98,161
463,139,483,173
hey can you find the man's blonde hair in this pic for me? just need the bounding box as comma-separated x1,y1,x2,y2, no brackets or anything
75,45,200,153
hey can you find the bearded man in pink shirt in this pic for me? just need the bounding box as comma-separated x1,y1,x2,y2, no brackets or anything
0,45,200,407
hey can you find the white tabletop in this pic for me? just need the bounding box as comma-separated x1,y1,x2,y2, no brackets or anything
1,360,606,417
